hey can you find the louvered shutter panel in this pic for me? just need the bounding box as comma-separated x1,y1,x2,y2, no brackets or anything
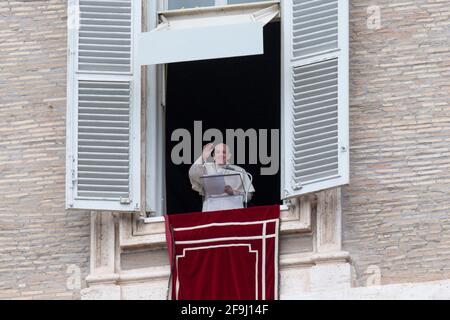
78,0,132,73
282,0,349,198
66,0,141,211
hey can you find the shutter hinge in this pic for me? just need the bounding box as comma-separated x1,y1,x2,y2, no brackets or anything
71,169,77,188
292,181,303,191
120,196,131,205
160,15,169,27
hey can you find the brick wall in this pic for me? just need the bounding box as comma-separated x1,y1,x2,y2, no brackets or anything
344,0,450,286
0,0,449,299
0,0,90,299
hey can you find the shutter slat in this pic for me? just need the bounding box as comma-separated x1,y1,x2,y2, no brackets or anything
79,0,131,7
80,25,131,32
294,116,337,132
78,165,129,173
294,116,338,132
77,191,129,199
79,107,129,114
78,152,129,160
78,160,129,166
294,149,338,163
79,50,130,58
294,155,338,171
78,128,129,135
293,101,337,117
80,5,131,14
294,138,338,153
294,129,338,144
78,177,128,184
294,168,339,182
294,162,338,177
78,145,129,152
78,172,129,179
78,184,129,192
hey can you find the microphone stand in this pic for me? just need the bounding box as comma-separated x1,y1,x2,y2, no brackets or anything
244,171,253,208
224,165,253,208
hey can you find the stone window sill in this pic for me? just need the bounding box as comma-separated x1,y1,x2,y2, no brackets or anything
120,197,313,250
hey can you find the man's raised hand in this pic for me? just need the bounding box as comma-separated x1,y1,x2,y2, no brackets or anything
202,143,214,161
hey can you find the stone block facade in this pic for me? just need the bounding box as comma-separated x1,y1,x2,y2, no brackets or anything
344,0,450,286
0,0,90,299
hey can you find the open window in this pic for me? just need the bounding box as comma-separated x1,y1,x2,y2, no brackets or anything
66,0,350,213
164,21,281,214
144,0,349,214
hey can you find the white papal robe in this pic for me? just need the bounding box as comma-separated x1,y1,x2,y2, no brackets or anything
189,159,255,212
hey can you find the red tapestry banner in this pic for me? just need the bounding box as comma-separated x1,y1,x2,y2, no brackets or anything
164,205,280,300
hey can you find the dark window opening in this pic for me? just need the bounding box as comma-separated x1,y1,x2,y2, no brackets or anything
165,21,281,214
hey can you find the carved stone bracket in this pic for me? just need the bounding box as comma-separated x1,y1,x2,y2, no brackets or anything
315,188,342,253
85,212,120,286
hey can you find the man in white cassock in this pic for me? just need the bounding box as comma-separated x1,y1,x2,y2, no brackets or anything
189,143,255,212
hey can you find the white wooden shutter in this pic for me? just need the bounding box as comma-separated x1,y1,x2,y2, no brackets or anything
66,0,140,211
282,0,349,198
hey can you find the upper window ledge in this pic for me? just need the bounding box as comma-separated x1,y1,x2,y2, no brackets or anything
158,0,280,17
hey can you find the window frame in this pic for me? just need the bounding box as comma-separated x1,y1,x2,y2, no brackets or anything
143,0,349,216
144,0,282,217
145,0,167,216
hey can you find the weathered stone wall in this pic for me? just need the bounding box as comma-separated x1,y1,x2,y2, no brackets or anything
344,0,450,286
0,0,90,299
